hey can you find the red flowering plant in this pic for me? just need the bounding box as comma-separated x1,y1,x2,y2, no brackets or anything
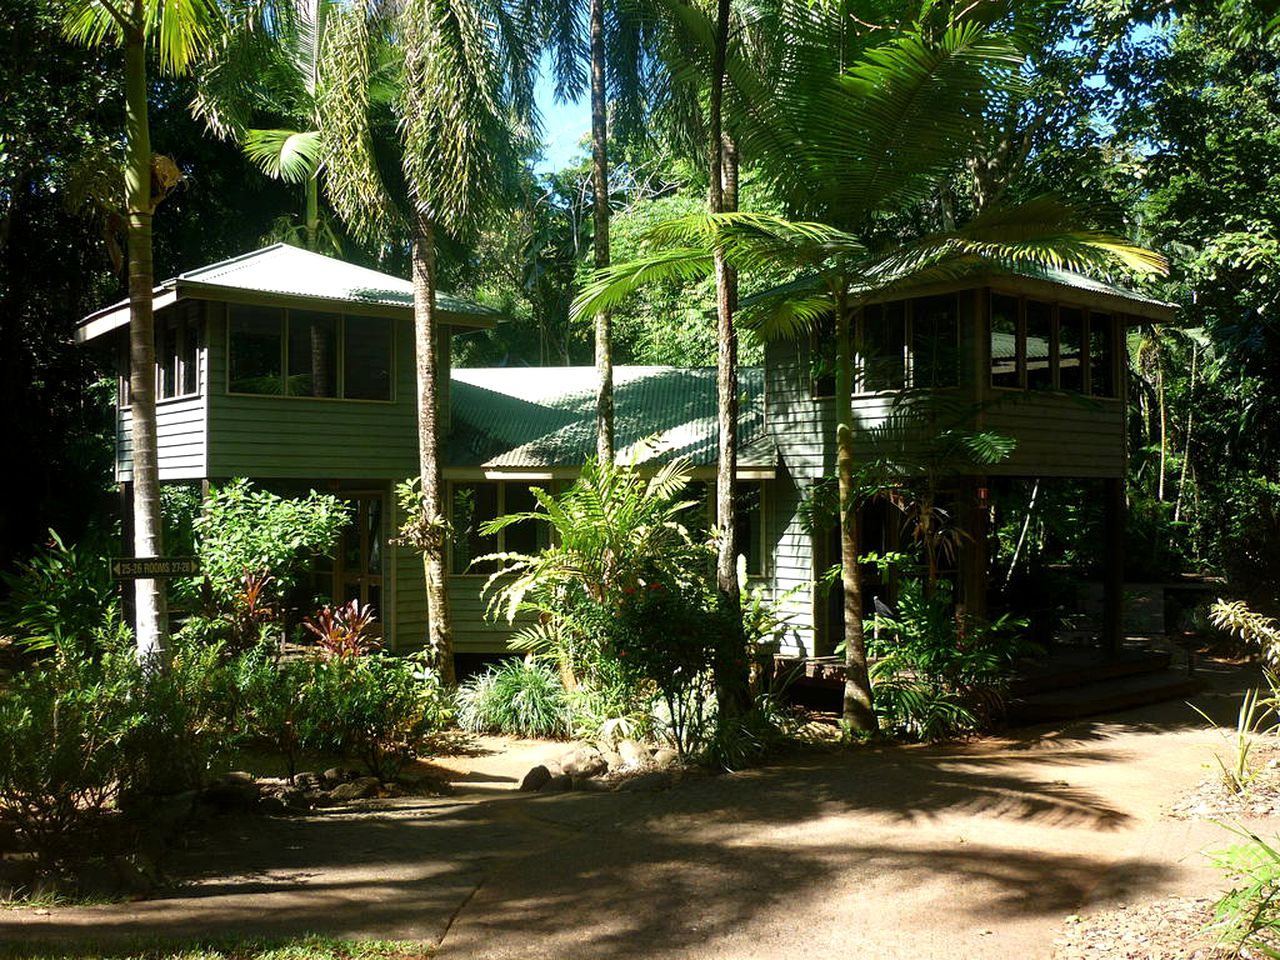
303,600,380,659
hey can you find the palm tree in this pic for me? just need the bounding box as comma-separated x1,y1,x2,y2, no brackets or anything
317,0,535,684
538,0,654,463
192,0,338,253
573,19,1166,733
63,0,224,660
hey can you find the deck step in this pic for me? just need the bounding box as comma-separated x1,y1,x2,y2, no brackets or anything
1009,670,1204,724
1009,648,1172,698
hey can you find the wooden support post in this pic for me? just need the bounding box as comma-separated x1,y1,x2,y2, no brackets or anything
958,477,989,625
1102,476,1125,657
119,480,136,631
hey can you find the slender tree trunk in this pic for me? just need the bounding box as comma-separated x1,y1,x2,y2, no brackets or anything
124,22,168,661
589,0,613,465
835,286,874,733
412,212,455,686
305,176,320,252
1156,335,1167,501
1174,342,1198,524
709,0,748,716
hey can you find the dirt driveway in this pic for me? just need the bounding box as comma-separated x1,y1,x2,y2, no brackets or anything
1,663,1264,959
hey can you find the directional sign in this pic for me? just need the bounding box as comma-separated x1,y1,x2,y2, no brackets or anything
111,557,200,580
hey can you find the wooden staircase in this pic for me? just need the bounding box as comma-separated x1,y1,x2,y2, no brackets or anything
1007,645,1204,724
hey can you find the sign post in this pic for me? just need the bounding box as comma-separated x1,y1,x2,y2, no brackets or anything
110,557,200,580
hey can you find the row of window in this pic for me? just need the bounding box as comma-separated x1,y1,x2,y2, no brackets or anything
448,479,766,577
228,305,394,401
812,293,1119,399
990,295,1115,397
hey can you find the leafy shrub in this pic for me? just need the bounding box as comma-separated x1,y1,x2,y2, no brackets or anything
125,635,243,797
304,600,380,658
481,457,713,688
598,577,738,759
867,579,1029,741
306,653,450,779
456,659,572,739
0,643,142,860
0,529,130,656
185,479,349,617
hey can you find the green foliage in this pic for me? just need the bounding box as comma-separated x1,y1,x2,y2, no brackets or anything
867,579,1030,742
0,530,131,656
482,455,712,686
455,659,573,739
1209,826,1280,957
305,653,450,780
592,576,739,759
186,479,349,613
0,641,142,861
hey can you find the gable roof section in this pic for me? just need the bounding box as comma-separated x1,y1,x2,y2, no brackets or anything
861,263,1178,322
447,365,775,476
76,244,497,342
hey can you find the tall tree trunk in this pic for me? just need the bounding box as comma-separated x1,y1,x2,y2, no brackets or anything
1174,342,1198,524
834,285,874,733
412,212,456,686
124,21,168,661
709,0,748,716
590,0,613,465
1156,334,1167,501
305,176,320,252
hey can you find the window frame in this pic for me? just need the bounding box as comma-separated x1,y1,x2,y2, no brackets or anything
120,303,202,408
986,292,1122,401
225,305,396,403
854,295,960,395
447,479,556,577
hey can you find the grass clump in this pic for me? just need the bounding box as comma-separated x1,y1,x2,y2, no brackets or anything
455,659,572,739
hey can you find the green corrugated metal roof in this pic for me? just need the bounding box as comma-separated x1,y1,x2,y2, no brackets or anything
77,243,495,342
448,365,774,471
177,244,493,316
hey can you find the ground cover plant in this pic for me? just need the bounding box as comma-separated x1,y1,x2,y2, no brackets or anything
0,936,430,960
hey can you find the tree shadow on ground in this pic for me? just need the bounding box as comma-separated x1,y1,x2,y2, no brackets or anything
4,668,1247,956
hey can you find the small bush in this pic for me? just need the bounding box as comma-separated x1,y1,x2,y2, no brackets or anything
456,659,572,739
1209,827,1280,955
0,530,130,657
308,653,450,779
0,643,143,860
868,578,1029,742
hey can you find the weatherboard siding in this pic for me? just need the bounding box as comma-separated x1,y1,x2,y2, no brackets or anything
117,334,208,482
203,303,421,479
766,469,817,657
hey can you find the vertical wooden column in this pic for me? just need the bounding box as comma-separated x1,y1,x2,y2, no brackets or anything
118,480,136,630
1102,476,1125,656
958,476,989,624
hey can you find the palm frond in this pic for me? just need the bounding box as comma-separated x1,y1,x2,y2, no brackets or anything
242,128,323,183
571,248,714,322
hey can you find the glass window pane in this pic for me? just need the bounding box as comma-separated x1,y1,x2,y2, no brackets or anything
159,320,178,399
500,483,544,556
861,303,906,391
181,314,199,395
734,481,764,577
990,295,1020,389
451,482,498,574
344,316,393,400
1090,313,1115,397
912,295,959,389
365,497,382,574
682,481,712,544
1059,307,1085,392
287,311,339,397
229,306,284,394
811,315,836,398
1026,300,1053,390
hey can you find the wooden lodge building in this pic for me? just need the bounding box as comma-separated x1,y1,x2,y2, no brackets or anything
78,245,1177,663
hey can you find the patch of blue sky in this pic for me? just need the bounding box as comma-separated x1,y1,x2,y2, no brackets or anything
534,54,591,174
